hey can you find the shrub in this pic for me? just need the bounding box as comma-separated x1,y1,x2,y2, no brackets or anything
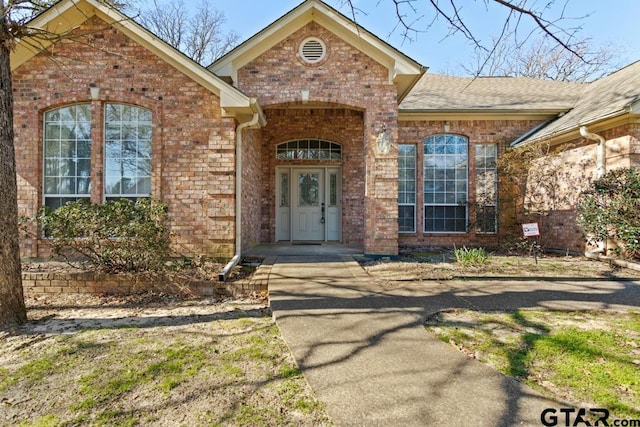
38,199,171,273
454,246,491,266
577,167,640,259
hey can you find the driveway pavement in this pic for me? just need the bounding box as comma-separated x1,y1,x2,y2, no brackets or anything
266,254,640,427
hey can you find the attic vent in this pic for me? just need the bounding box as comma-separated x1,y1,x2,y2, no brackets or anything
300,37,326,64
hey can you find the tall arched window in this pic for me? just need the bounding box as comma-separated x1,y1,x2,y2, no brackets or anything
43,104,92,210
423,134,468,232
104,103,152,201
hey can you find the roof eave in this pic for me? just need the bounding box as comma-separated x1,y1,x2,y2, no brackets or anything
12,0,260,124
516,110,640,147
222,97,267,127
398,109,568,121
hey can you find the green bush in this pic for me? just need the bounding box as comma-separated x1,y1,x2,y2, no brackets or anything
454,246,490,266
38,199,171,273
577,167,640,259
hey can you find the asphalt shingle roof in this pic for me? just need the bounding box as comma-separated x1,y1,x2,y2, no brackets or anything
400,73,584,112
523,60,640,142
400,61,640,145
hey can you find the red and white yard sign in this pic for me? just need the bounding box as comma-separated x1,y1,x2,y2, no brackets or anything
522,222,540,238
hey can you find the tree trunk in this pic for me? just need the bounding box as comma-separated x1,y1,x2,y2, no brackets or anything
0,20,27,326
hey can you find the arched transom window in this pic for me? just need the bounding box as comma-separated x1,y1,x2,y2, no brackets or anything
276,139,342,160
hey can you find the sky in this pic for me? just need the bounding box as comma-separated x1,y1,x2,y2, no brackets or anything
195,0,640,76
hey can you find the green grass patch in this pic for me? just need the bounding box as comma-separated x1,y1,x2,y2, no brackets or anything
276,378,325,415
278,364,302,379
0,366,16,392
427,310,640,419
1,312,330,426
18,414,61,427
1,354,70,393
215,363,244,379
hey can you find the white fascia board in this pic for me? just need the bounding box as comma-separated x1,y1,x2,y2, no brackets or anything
210,10,313,79
398,110,563,121
106,13,256,115
14,0,262,123
12,0,97,69
210,1,423,86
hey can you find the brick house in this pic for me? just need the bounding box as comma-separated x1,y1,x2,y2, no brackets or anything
11,0,640,263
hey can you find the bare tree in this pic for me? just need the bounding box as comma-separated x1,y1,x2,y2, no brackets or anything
1,0,32,326
462,35,621,81
341,0,591,66
138,0,240,65
0,0,135,327
137,0,187,49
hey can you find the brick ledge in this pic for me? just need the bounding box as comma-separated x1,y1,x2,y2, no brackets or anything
21,270,267,299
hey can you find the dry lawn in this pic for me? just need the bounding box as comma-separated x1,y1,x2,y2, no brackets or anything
0,294,331,427
362,251,640,281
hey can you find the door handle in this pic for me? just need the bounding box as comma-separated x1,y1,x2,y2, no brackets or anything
321,203,325,223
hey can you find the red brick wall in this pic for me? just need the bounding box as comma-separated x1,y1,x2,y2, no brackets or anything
526,124,640,253
237,22,399,254
13,16,237,260
241,128,264,250
398,119,546,248
260,108,366,247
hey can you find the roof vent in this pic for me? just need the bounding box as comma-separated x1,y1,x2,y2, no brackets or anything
300,37,326,64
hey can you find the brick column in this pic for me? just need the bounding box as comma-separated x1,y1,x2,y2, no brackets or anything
363,111,399,256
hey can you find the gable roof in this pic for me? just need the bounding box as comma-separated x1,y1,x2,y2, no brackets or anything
209,0,425,101
400,74,584,119
518,60,640,145
11,0,264,124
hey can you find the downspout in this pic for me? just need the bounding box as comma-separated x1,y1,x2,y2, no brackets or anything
218,107,261,282
580,126,606,179
579,126,607,256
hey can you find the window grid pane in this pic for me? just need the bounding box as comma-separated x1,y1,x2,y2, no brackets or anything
398,144,416,233
475,144,498,233
276,140,342,160
104,104,152,199
280,173,289,207
329,173,338,207
43,104,92,209
423,134,468,232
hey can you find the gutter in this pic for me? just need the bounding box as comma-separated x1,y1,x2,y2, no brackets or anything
579,125,607,256
218,100,263,282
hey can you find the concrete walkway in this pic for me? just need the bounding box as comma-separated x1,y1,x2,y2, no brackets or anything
266,254,640,427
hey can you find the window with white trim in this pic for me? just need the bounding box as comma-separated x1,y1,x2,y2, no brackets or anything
424,134,468,232
475,144,498,233
43,104,92,210
104,104,152,201
398,144,416,233
276,139,342,160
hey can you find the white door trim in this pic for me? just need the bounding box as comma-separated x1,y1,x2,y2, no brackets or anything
275,166,342,242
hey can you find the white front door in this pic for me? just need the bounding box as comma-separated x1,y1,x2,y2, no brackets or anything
276,167,342,242
293,169,324,241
